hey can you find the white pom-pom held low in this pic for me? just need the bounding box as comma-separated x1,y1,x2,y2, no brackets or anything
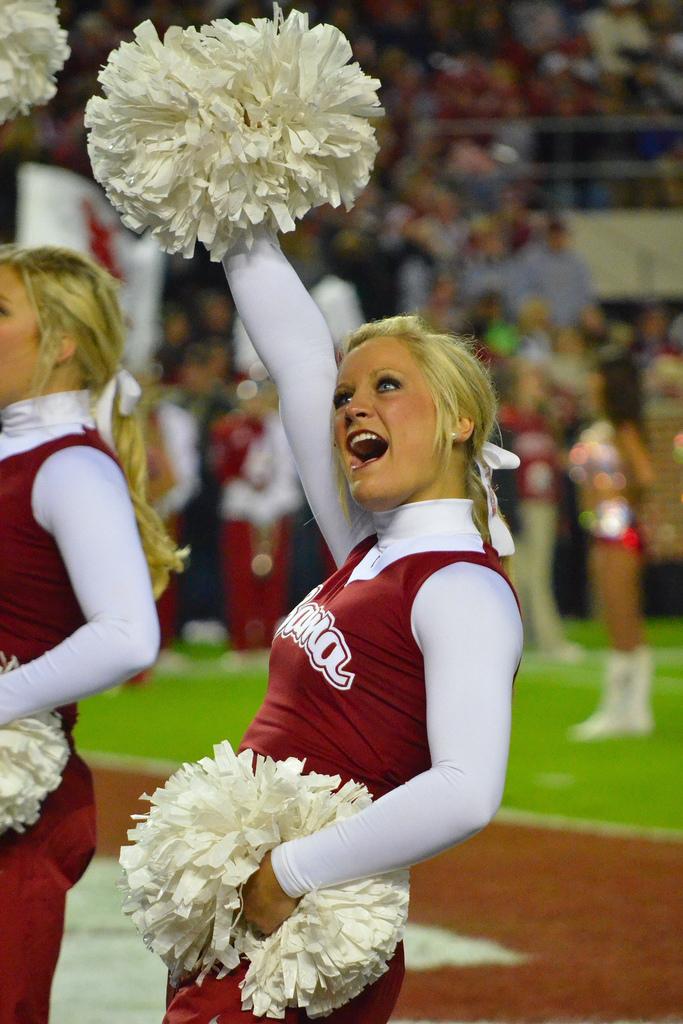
0,652,70,835
84,4,383,260
0,0,70,125
119,742,409,1018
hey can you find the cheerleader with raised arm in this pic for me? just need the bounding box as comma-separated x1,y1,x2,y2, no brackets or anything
160,228,524,1022
0,246,183,1022
82,10,524,1020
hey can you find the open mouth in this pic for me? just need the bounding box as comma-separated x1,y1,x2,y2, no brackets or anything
346,430,389,470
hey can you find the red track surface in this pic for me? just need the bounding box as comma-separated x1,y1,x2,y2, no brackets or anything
92,763,683,1023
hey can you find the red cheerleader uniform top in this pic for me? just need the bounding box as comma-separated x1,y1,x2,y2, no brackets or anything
0,430,117,731
241,536,516,799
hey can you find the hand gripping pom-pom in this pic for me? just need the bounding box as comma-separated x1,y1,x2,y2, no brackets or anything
0,0,70,124
0,653,71,835
238,873,410,1018
84,4,383,260
119,742,409,1016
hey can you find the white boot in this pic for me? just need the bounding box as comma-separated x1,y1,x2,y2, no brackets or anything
569,650,631,741
620,646,654,735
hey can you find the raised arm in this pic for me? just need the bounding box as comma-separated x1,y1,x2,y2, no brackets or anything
222,233,372,566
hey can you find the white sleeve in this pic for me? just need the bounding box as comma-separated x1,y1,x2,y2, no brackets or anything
0,446,160,725
271,562,523,896
222,233,372,566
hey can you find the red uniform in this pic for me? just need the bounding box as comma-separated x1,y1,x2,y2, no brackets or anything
0,431,114,1023
165,536,513,1023
211,412,297,650
569,420,646,554
499,406,561,504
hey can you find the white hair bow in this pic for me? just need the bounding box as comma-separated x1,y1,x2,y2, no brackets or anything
94,368,142,451
476,441,520,557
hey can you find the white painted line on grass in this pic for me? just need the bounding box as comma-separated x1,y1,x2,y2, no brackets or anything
148,647,683,688
153,650,270,677
533,772,576,790
521,647,683,665
83,750,180,775
520,664,683,693
82,754,683,842
497,806,683,842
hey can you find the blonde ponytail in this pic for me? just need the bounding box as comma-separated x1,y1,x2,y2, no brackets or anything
465,450,493,545
0,244,185,596
110,407,185,597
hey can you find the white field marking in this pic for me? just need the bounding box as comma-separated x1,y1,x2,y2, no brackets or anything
497,806,683,842
151,650,270,676
52,861,527,1024
521,646,683,665
403,923,527,970
520,667,683,695
148,644,683,669
83,749,180,776
219,650,270,671
147,646,683,687
522,672,683,695
533,772,576,789
51,861,675,1024
51,858,167,1024
82,752,683,842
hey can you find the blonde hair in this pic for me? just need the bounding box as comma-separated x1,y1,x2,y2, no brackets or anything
0,244,184,597
343,315,498,542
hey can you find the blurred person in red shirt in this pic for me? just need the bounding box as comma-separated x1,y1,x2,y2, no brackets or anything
500,359,583,660
211,381,301,653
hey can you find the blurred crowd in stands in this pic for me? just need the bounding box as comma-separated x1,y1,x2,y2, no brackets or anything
1,0,682,653
4,0,683,216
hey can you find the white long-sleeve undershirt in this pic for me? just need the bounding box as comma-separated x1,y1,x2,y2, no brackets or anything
273,561,521,896
222,235,523,897
0,394,160,725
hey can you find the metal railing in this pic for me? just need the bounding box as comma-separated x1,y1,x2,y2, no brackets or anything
413,115,683,203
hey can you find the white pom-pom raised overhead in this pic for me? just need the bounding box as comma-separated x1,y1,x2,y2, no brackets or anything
120,742,409,1017
85,4,383,261
0,653,70,835
0,0,70,125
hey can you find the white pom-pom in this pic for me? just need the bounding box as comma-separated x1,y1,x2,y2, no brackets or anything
0,0,70,125
0,652,70,835
85,5,383,260
120,742,409,1015
239,871,409,1018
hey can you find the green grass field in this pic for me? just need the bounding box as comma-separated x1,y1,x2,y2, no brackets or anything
75,619,683,832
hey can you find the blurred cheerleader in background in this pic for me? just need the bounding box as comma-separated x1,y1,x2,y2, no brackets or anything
568,349,655,740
